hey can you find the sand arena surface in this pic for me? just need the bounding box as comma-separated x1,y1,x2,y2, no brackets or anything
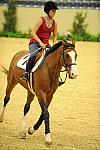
0,38,100,150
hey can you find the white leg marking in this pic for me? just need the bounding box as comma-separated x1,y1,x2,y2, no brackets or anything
20,115,27,139
0,106,6,122
45,133,52,145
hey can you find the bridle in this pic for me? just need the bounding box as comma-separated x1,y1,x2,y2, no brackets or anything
44,44,77,86
62,46,77,69
59,46,77,85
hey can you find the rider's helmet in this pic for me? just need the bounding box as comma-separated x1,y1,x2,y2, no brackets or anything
44,1,59,15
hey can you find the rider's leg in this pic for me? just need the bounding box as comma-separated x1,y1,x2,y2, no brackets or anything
22,43,51,80
22,43,40,80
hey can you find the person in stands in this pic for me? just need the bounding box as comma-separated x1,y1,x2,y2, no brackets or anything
22,1,59,80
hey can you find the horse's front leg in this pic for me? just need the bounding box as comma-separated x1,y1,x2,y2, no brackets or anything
36,91,51,144
21,91,35,139
28,90,53,144
41,101,51,145
29,100,51,144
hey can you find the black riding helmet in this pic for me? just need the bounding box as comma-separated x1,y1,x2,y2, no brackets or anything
44,1,59,15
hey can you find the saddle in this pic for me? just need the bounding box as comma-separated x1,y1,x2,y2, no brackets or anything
17,48,46,73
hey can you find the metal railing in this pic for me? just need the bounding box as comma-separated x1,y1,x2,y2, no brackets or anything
0,0,99,10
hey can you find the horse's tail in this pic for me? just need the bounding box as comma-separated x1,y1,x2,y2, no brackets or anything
0,64,8,75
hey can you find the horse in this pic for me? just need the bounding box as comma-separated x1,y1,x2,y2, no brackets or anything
0,40,78,144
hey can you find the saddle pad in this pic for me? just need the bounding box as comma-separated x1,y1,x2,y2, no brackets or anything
17,50,46,72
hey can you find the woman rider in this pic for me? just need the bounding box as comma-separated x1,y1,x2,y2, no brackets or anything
22,1,59,80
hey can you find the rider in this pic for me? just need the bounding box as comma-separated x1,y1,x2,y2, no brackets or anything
22,1,59,80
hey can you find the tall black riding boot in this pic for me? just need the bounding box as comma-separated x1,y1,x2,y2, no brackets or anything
21,55,36,81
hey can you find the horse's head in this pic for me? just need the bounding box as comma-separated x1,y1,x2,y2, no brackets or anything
61,40,78,79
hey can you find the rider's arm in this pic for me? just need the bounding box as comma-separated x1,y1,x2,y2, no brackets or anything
52,22,57,45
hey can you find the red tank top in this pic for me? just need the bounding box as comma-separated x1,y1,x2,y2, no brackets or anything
29,16,55,44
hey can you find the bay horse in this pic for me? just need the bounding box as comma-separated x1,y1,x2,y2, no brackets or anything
0,40,78,144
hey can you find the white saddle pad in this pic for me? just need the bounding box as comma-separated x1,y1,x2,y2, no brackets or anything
17,49,46,72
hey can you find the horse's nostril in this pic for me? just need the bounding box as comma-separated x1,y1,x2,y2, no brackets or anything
69,73,78,79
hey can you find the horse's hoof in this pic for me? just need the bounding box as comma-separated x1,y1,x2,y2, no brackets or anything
0,118,3,122
45,133,52,145
20,132,26,139
45,140,52,146
28,126,35,135
0,115,4,122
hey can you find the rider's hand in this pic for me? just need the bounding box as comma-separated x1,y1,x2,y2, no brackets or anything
39,42,46,49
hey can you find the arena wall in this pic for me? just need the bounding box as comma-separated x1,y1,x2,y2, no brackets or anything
0,5,100,35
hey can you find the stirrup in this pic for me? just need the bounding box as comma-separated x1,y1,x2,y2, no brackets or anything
21,72,29,81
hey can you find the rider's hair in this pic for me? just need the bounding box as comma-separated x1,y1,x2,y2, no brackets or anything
44,1,59,15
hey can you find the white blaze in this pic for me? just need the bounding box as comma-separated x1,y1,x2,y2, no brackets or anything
68,51,78,76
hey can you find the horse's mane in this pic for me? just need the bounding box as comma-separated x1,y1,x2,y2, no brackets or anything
46,41,62,56
46,40,75,57
63,42,75,49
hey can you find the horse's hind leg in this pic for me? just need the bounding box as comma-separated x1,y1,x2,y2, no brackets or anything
28,111,43,135
0,73,17,122
21,90,35,139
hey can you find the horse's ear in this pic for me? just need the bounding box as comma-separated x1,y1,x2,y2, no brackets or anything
72,40,75,47
62,39,67,45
